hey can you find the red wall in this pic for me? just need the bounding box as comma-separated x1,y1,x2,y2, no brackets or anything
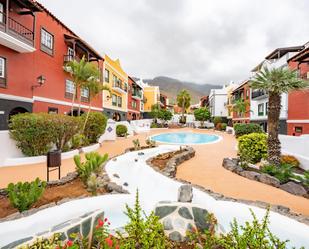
127,77,141,120
0,5,103,114
232,83,250,123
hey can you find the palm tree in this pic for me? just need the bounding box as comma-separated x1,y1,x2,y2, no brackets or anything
250,67,308,166
233,98,249,117
177,90,191,123
64,56,96,116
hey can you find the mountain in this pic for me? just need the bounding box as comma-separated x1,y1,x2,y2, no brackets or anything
143,76,222,104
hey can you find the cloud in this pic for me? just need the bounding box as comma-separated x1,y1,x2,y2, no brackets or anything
38,0,309,85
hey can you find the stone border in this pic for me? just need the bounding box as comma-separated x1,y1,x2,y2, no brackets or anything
146,148,309,226
222,158,309,199
0,157,128,223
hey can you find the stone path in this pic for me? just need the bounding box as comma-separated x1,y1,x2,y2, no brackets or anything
1,128,309,216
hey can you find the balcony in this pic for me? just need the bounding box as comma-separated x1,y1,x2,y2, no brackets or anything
112,83,127,94
132,90,142,100
252,90,267,100
0,6,38,53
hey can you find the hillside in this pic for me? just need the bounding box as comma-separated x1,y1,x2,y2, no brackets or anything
143,76,222,104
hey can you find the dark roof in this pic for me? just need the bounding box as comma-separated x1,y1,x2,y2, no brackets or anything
288,47,309,63
15,0,42,12
37,1,103,60
265,46,304,60
232,80,249,93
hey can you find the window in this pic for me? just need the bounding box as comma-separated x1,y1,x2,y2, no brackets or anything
258,103,264,116
132,100,137,109
112,94,117,106
41,28,54,55
81,87,89,102
118,96,122,107
65,80,75,99
67,47,74,61
105,69,110,82
0,57,6,87
0,3,3,23
246,89,250,99
48,107,58,114
295,126,303,133
124,83,128,92
113,75,117,86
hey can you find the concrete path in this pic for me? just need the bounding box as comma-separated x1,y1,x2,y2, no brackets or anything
1,128,309,216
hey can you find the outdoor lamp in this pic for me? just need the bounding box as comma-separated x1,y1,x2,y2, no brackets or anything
31,75,46,90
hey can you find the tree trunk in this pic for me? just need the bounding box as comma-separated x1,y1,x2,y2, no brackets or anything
78,94,82,116
82,101,92,133
181,99,185,123
267,92,281,166
71,88,76,116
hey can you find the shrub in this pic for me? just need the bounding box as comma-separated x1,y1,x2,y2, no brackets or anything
234,123,263,138
281,155,300,168
215,122,222,130
158,109,173,125
146,138,156,148
9,113,55,156
81,112,107,144
303,171,309,187
238,133,267,163
221,123,227,131
213,116,222,126
48,114,82,151
132,139,141,151
119,190,168,248
74,152,108,184
194,107,210,127
7,178,46,212
71,133,87,149
116,124,128,137
261,164,294,184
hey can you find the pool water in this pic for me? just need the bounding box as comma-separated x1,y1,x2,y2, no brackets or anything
151,132,220,145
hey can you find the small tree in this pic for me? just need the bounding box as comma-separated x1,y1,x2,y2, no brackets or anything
250,67,308,166
150,103,161,123
177,90,191,123
158,109,172,126
194,107,210,127
233,98,250,117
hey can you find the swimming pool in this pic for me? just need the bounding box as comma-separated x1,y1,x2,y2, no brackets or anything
150,132,221,145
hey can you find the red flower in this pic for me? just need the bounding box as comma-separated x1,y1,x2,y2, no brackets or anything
66,240,73,247
108,222,111,226
104,217,108,222
105,237,113,247
96,218,104,229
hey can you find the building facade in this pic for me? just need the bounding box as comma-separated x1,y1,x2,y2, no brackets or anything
0,0,104,130
103,55,128,121
287,45,309,136
127,76,142,120
142,84,160,118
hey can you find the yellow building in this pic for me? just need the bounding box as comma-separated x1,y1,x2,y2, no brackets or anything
142,85,160,118
103,55,128,121
225,83,238,125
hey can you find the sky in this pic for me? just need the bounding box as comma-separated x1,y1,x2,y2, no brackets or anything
38,0,309,85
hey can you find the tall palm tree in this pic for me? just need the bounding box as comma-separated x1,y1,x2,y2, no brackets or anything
64,56,96,116
250,67,308,166
177,90,191,123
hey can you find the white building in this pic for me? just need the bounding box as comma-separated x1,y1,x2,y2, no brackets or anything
250,45,304,134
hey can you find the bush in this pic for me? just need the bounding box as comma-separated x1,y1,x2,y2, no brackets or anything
238,133,267,163
132,139,141,151
119,190,168,248
116,124,128,137
74,152,108,184
82,112,107,144
221,123,227,131
303,171,309,187
9,113,55,156
150,122,159,128
261,164,294,184
215,122,222,130
7,178,46,212
213,116,222,126
234,123,263,138
281,155,300,168
71,134,87,149
158,109,173,125
194,107,210,127
146,138,156,148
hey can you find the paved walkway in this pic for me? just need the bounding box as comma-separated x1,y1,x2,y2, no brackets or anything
1,128,309,216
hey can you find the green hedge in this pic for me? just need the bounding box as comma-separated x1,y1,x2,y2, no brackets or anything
234,123,263,138
238,133,267,163
81,112,107,144
116,124,128,137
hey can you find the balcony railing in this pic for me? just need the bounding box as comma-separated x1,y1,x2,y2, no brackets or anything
252,90,267,99
132,90,142,99
0,11,34,45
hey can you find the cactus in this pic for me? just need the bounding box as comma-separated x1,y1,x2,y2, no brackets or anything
132,139,141,151
7,178,47,212
74,152,108,184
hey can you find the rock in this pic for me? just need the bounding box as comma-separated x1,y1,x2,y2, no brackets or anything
222,158,243,173
134,159,138,162
178,185,193,203
155,206,177,219
138,152,145,156
239,171,260,181
163,218,173,230
169,231,184,242
280,182,307,196
106,182,128,193
113,174,120,178
178,207,193,220
192,207,210,231
258,173,280,187
173,218,185,230
123,182,128,187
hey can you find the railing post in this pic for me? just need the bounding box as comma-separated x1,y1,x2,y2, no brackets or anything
5,0,8,32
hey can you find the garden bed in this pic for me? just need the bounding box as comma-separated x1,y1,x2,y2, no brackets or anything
222,158,309,199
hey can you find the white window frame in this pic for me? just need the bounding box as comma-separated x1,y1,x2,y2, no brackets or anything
118,96,122,107
65,80,75,94
105,69,110,82
112,94,117,106
81,87,89,98
41,28,54,50
0,3,4,23
0,57,5,78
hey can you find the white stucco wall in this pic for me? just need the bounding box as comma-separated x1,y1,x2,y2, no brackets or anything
0,130,23,166
209,88,228,117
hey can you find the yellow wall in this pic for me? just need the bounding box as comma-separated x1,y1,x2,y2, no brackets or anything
103,55,128,112
143,86,160,112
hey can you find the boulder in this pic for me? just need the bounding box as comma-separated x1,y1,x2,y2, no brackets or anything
258,173,280,187
280,182,307,196
222,158,243,173
239,171,260,181
178,184,193,203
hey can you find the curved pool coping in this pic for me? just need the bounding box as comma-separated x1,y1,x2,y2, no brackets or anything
149,132,223,145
